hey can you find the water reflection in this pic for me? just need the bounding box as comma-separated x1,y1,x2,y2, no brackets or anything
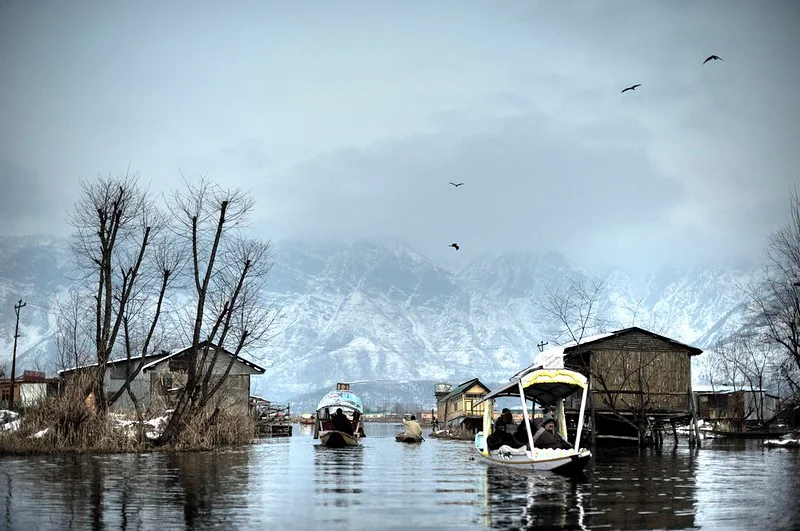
480,464,590,530
589,446,698,530
166,449,252,528
314,445,365,498
2,435,800,529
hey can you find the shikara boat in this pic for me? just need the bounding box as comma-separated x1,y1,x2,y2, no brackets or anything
313,383,365,448
395,433,424,443
474,367,592,476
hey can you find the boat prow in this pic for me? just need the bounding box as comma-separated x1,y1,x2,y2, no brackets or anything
320,430,360,448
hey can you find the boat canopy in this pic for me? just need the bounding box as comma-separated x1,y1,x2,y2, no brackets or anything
315,389,364,413
477,369,588,407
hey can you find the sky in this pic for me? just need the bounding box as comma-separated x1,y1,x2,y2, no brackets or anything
1,0,798,274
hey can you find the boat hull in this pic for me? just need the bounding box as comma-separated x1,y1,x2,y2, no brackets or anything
395,433,424,443
476,447,592,475
474,432,591,475
319,430,359,448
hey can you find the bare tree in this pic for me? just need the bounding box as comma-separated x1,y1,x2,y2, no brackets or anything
54,287,94,371
540,274,609,345
706,333,774,430
155,178,276,445
67,172,172,413
746,188,800,398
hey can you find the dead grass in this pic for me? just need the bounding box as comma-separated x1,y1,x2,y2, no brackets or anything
0,375,256,455
170,406,256,451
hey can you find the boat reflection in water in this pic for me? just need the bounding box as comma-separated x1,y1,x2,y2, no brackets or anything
313,445,365,512
480,464,589,530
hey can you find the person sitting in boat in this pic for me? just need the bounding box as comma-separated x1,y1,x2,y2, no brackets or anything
486,423,520,451
531,415,573,450
331,408,354,435
494,408,516,433
513,416,540,446
402,415,423,439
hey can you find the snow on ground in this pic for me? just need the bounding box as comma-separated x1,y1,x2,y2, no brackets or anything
763,432,800,448
0,409,169,440
0,409,20,432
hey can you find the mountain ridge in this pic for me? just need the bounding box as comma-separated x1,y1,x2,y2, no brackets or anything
0,235,755,407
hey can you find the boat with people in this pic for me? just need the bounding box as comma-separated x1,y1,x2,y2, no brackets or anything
473,366,592,476
395,414,424,443
313,382,365,448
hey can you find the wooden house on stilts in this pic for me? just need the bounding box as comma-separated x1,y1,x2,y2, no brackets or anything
535,327,703,446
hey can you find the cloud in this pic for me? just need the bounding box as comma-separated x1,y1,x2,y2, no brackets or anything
253,106,689,272
0,157,75,236
1,0,798,274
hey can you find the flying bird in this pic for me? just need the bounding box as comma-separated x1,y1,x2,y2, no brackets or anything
449,243,460,251
621,84,641,93
703,55,723,64
449,182,464,187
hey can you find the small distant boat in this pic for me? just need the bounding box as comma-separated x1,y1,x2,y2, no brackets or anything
474,367,592,476
298,413,315,425
395,433,424,444
313,383,365,448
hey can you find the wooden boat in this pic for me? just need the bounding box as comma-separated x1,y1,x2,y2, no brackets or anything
473,367,592,476
395,433,424,443
313,383,365,448
298,413,315,425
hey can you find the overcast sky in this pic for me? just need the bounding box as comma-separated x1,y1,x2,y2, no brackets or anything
1,1,798,274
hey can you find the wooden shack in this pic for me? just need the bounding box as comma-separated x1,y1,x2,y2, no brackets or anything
553,327,703,445
250,395,292,436
694,384,781,433
434,378,491,432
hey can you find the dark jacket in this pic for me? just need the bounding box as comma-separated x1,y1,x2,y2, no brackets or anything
531,427,573,450
514,419,540,445
486,429,519,451
331,412,353,435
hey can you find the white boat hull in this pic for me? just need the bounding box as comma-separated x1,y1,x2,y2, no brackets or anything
474,432,591,475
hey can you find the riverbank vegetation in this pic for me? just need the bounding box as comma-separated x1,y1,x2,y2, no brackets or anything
0,374,256,455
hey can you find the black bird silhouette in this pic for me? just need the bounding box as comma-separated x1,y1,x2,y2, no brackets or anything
703,55,723,64
621,84,641,93
449,182,464,187
449,243,460,251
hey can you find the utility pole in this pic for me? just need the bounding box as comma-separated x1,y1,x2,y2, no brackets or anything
537,340,549,352
9,299,26,410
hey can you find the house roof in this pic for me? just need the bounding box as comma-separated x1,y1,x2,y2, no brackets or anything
531,327,702,368
693,384,777,397
141,342,266,374
438,378,490,402
58,352,169,376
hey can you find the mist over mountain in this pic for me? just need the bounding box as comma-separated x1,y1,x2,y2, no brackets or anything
0,235,757,410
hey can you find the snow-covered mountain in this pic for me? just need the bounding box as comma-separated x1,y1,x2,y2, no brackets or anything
0,235,757,408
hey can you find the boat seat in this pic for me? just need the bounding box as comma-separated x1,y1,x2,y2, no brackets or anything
321,421,334,431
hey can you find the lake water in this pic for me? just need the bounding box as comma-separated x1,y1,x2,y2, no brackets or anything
1,423,799,530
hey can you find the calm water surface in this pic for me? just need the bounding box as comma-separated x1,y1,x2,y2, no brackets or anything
1,423,799,530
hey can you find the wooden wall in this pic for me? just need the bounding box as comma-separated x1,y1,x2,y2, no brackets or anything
565,330,694,415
